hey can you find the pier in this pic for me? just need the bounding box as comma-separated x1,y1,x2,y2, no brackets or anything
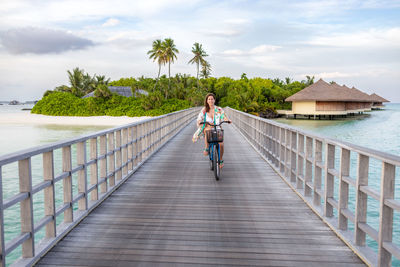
1,107,399,266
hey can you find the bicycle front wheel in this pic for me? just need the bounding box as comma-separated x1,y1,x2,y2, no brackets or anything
209,146,214,170
213,144,220,180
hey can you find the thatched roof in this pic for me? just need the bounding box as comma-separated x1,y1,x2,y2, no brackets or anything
369,93,389,103
286,79,372,102
345,85,372,102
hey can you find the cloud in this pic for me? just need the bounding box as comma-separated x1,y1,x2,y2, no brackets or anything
220,44,281,57
102,18,120,27
307,28,400,47
0,27,95,54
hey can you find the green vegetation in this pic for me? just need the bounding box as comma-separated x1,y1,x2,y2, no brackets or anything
34,38,313,117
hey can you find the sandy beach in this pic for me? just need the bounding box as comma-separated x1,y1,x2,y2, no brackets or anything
0,112,151,126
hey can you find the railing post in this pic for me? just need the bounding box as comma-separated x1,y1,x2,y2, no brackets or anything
378,162,395,266
115,130,122,181
43,151,56,238
285,129,291,178
128,127,133,171
355,154,369,246
0,167,5,267
290,131,297,183
339,148,350,230
90,138,98,201
279,127,285,174
19,158,34,258
62,146,73,223
107,132,115,187
314,140,323,206
297,134,304,189
122,128,128,176
99,135,107,194
305,137,313,196
133,125,138,167
77,142,87,211
324,144,335,217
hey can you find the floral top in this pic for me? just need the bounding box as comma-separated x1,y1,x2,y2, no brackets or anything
196,106,226,126
192,106,226,142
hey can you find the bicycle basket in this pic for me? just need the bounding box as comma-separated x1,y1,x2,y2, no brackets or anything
206,129,224,143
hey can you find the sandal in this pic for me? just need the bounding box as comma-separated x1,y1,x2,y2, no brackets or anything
219,160,224,168
203,148,209,156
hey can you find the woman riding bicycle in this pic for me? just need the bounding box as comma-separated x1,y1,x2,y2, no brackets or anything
193,93,231,168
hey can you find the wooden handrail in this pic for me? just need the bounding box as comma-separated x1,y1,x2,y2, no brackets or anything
225,107,400,267
0,107,199,267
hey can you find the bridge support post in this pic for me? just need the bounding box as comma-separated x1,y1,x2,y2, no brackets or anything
0,167,4,267
19,158,35,258
355,154,369,246
128,127,133,171
339,148,350,230
99,135,107,194
77,142,87,211
107,133,115,187
43,151,56,237
90,138,98,201
115,131,122,181
62,146,73,223
378,162,395,267
290,131,297,183
297,134,304,189
313,140,323,206
324,144,335,217
305,137,313,196
122,128,128,176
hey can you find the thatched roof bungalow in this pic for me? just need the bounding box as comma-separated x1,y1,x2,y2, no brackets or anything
369,93,389,109
283,79,374,118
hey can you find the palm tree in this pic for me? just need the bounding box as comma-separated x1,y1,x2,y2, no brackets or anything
147,39,165,90
67,67,84,92
188,42,208,88
162,38,179,91
200,60,211,79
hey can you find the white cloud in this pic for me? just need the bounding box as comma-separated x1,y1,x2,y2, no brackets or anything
308,28,400,47
102,18,120,27
220,45,281,57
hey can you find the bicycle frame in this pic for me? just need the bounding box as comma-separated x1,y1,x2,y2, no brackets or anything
200,120,230,180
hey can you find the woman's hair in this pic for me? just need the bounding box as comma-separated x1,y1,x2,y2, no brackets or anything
204,93,216,113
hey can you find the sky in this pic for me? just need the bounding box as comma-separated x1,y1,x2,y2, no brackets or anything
0,0,399,102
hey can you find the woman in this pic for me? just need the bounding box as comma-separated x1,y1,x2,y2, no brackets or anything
193,93,231,168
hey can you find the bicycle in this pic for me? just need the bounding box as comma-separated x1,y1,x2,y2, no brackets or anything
200,121,230,180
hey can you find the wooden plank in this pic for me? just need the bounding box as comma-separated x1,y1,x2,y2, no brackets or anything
36,122,364,266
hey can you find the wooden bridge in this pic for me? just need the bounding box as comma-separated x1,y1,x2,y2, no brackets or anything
1,107,400,266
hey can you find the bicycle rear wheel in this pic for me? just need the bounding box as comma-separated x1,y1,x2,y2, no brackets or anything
213,144,220,180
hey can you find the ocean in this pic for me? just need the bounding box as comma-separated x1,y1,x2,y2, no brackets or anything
1,103,400,265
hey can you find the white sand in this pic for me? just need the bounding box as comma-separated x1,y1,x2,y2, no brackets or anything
0,113,151,126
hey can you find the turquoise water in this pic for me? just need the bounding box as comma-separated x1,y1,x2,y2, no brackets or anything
0,104,112,156
275,103,400,265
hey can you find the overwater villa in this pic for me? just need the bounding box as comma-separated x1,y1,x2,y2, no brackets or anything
369,93,389,110
281,79,385,119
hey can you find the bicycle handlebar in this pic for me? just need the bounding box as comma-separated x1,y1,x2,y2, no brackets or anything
199,120,231,127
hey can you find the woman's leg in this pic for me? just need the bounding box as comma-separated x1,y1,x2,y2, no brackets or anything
203,137,209,155
219,142,224,167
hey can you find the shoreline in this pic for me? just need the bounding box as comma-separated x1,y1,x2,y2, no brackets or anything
0,113,151,126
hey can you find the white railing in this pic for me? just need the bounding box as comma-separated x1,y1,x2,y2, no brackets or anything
226,107,400,267
0,107,199,267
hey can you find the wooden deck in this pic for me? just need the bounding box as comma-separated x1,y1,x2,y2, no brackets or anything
35,121,365,267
